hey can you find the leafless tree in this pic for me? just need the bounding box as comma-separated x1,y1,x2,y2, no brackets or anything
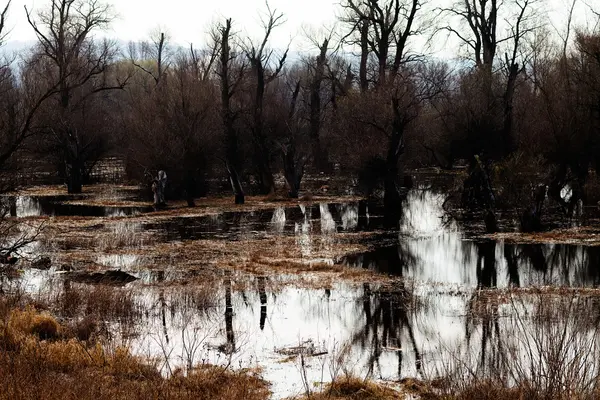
306,30,335,172
339,0,424,224
243,3,289,195
437,0,539,157
125,43,219,204
216,18,246,204
0,2,49,263
280,78,305,198
341,0,422,88
129,29,172,86
25,0,129,193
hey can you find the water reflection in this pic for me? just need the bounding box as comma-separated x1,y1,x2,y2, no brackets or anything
9,259,600,398
258,276,267,331
354,282,423,379
144,201,384,242
18,276,593,399
7,184,600,398
341,190,600,288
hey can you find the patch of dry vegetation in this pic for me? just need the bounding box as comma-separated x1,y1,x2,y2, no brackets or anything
143,194,362,219
486,226,600,246
428,293,600,400
0,305,269,400
290,376,403,399
463,286,600,320
29,192,394,287
12,184,143,198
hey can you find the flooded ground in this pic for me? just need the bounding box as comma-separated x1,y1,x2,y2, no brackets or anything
3,173,600,398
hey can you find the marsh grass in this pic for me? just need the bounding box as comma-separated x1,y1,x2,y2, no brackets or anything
430,292,600,400
290,375,402,399
485,226,600,246
0,305,269,400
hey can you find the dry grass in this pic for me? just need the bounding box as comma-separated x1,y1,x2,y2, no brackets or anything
291,376,403,399
10,184,400,292
425,381,600,400
485,226,600,246
12,184,142,198
428,292,600,400
0,306,270,400
32,193,394,289
463,286,600,320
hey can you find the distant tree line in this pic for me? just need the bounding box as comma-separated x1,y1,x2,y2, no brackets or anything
0,0,599,221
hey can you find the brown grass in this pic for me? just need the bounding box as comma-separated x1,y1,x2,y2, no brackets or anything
15,185,399,291
12,184,142,197
485,226,600,246
428,292,600,400
0,306,270,400
291,376,403,399
425,381,600,400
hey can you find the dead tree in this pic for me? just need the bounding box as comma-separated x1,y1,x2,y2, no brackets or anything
129,30,171,86
340,0,422,225
244,4,288,195
0,3,67,175
0,2,49,262
26,0,129,193
501,0,536,156
341,0,421,88
438,0,537,157
308,37,333,172
438,0,501,75
217,19,246,204
281,80,306,198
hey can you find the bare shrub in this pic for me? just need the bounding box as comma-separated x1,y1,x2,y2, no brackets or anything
432,292,600,400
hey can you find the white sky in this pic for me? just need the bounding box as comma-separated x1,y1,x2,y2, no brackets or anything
2,0,598,55
6,0,340,49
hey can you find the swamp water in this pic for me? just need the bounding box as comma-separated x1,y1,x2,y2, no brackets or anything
7,186,600,398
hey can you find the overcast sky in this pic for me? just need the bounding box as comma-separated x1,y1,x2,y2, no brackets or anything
2,0,598,56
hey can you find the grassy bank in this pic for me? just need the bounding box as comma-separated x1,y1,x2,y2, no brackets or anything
0,303,269,400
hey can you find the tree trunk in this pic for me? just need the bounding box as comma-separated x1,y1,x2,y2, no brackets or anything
219,19,246,205
383,138,403,227
309,39,332,173
384,99,406,227
152,170,167,208
184,170,196,207
359,19,369,93
283,152,304,199
227,161,245,204
502,63,520,156
67,160,83,194
251,58,275,195
283,80,304,198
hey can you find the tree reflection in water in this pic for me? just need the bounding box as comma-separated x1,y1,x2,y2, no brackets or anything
349,242,423,380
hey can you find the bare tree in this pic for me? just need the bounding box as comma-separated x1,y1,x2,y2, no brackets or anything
216,18,246,204
25,0,129,193
501,0,539,155
339,0,423,224
307,32,334,172
125,44,218,204
341,0,421,88
437,0,538,157
129,29,172,86
438,0,499,71
280,79,305,198
0,2,47,263
244,3,289,195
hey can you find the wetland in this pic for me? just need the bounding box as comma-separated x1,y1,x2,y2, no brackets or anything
4,171,600,399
